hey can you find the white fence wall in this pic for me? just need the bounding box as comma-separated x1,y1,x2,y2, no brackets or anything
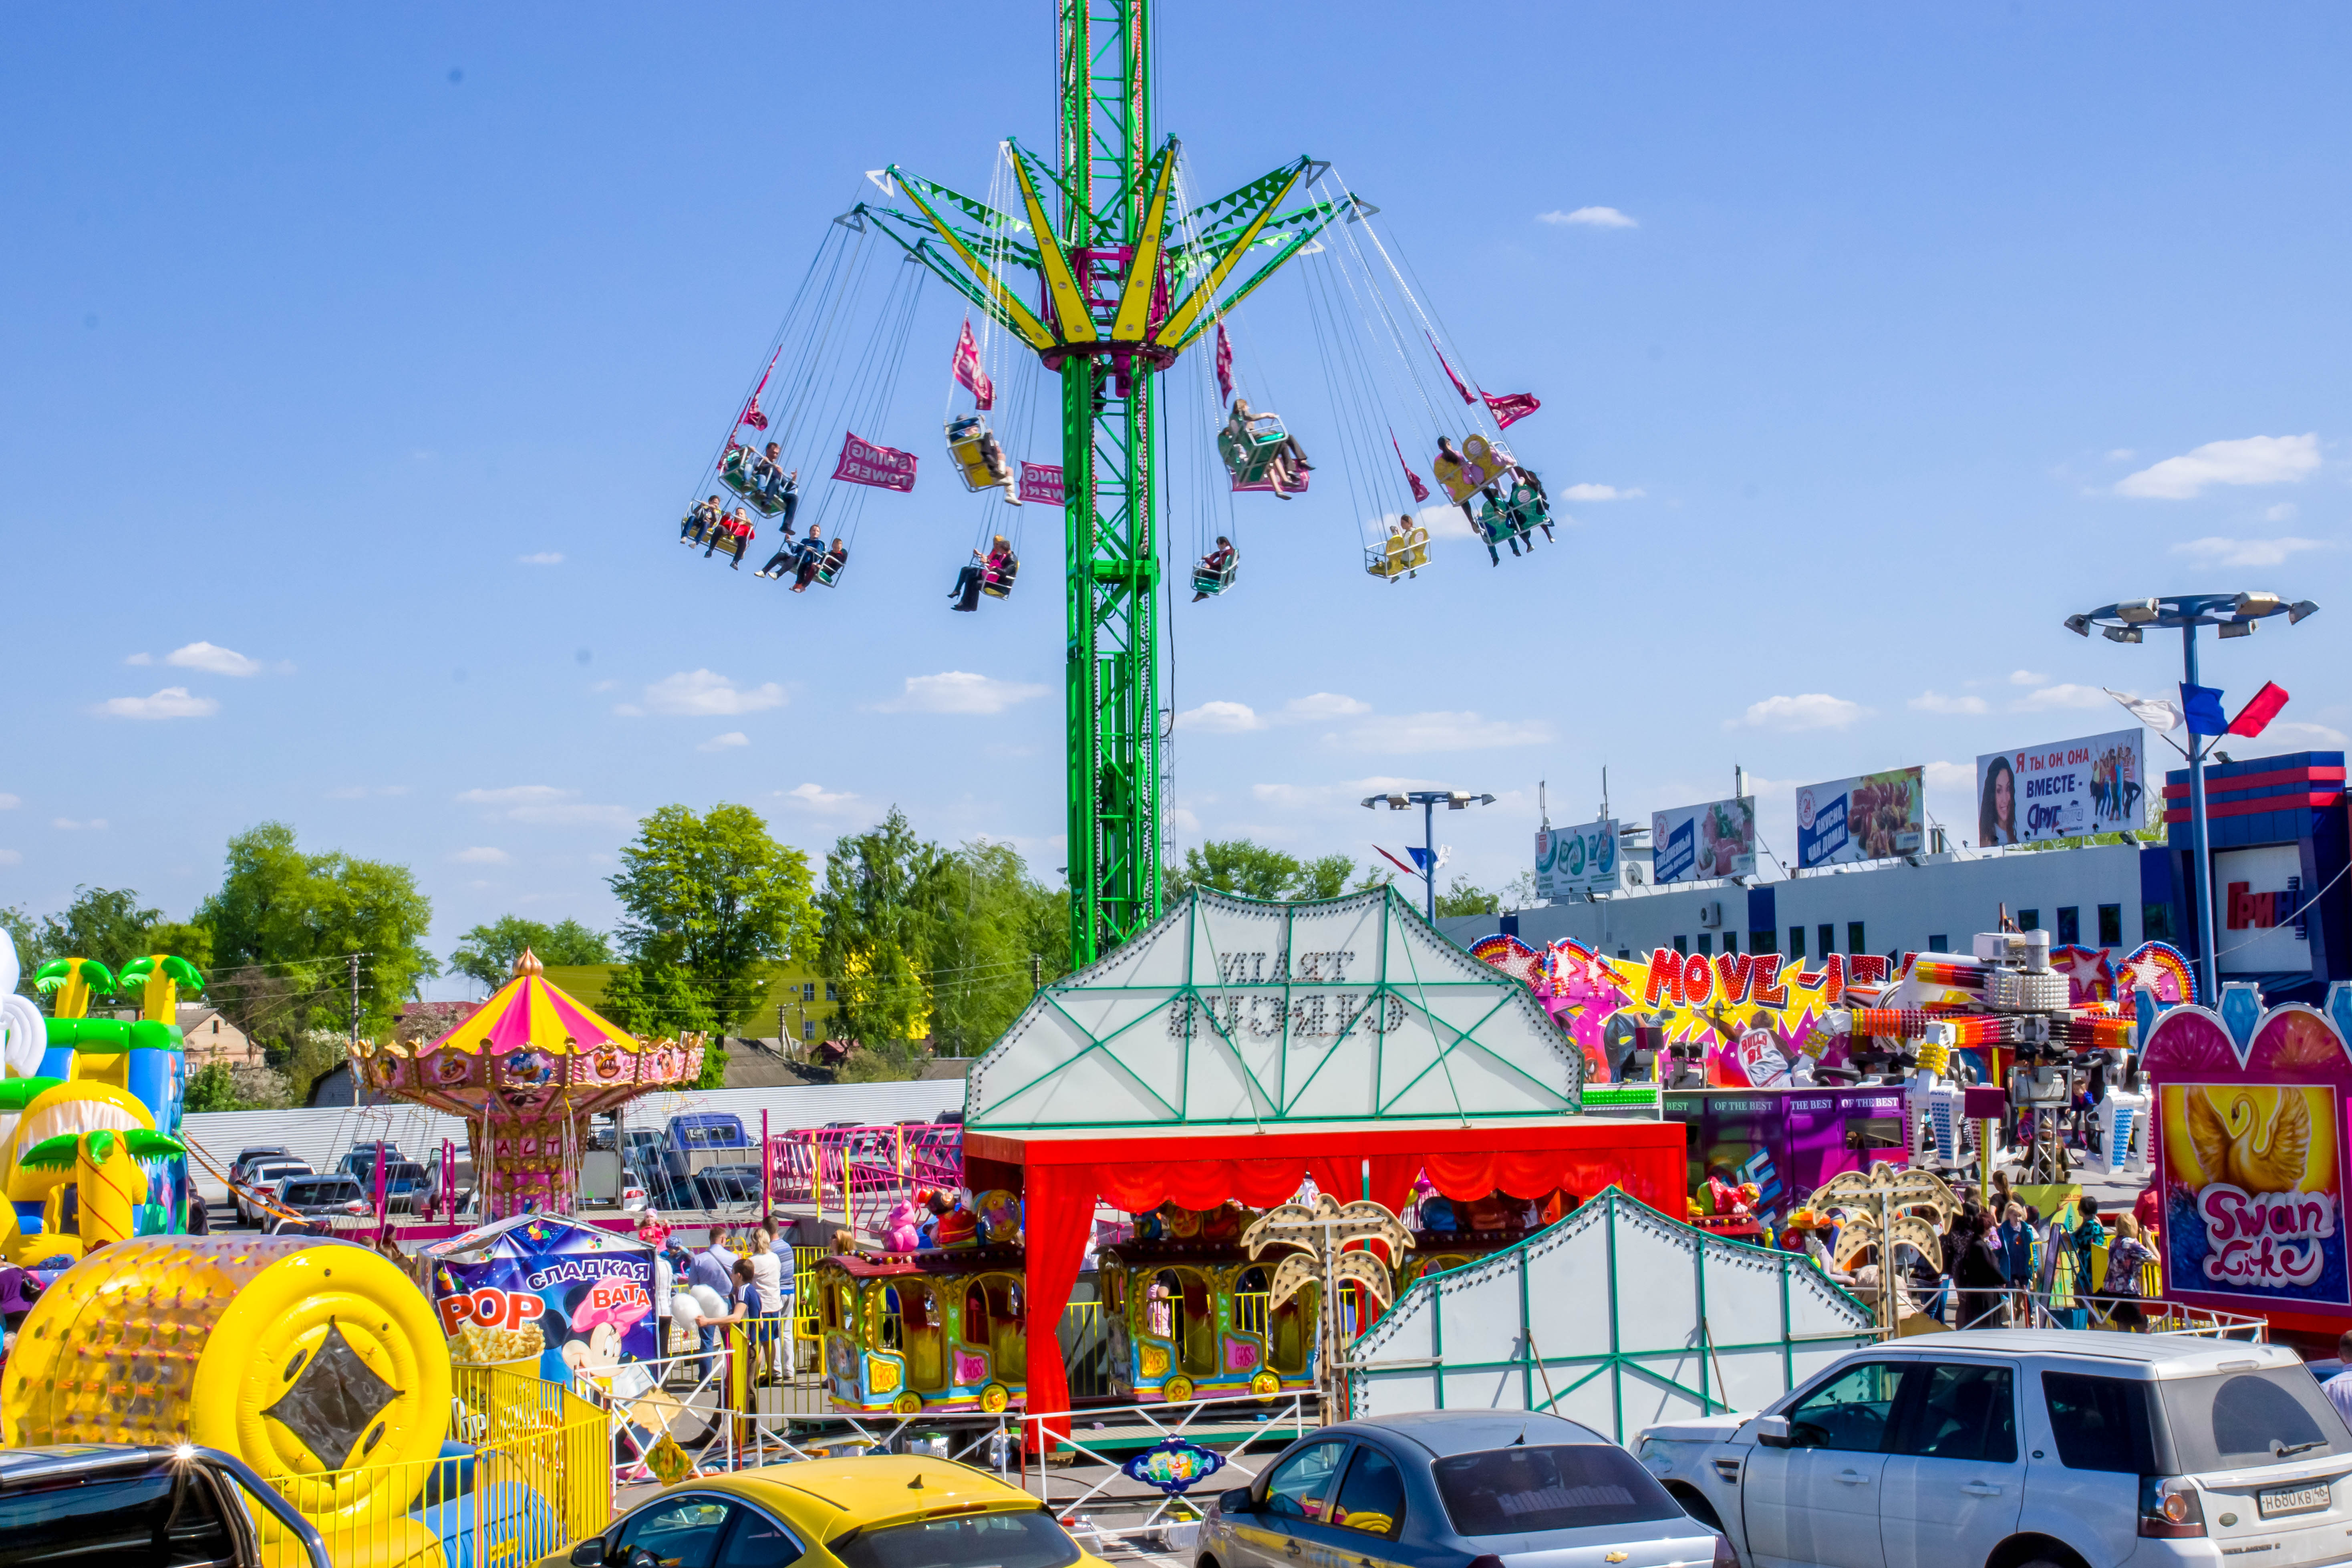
183,1078,965,1204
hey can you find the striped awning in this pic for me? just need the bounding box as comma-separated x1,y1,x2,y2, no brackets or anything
421,950,636,1057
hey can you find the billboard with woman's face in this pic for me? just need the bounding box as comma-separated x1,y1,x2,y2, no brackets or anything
1975,728,2145,845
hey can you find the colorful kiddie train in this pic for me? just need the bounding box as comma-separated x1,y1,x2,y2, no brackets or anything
816,1187,1584,1416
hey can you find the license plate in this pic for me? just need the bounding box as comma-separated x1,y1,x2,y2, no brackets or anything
2258,1482,2332,1519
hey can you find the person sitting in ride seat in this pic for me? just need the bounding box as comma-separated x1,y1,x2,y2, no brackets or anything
753,446,800,525
1228,397,1311,499
1510,464,1553,543
819,536,848,581
1437,435,1506,547
1192,535,1236,601
950,535,1013,612
753,516,800,579
789,525,826,593
1389,517,1422,580
682,494,723,547
707,505,753,567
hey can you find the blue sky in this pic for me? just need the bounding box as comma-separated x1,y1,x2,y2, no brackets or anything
5,3,2350,997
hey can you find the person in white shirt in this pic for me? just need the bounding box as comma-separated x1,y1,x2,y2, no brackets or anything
2322,1331,2352,1427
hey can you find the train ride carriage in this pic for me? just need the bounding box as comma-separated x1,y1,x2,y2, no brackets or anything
1097,1240,1322,1405
814,1247,1032,1415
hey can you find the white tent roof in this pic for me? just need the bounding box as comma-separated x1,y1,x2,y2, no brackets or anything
965,887,1583,1131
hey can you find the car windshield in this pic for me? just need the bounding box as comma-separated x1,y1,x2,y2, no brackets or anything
1431,1444,1684,1536
0,1469,236,1568
2158,1369,2352,1471
830,1510,1081,1568
287,1180,360,1204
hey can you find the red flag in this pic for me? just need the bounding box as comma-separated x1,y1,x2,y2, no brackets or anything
832,431,918,492
1214,322,1234,406
1373,845,1420,879
1482,390,1540,429
951,317,995,411
739,346,779,431
1428,334,1476,406
1389,431,1430,502
1018,461,1065,506
2228,680,2290,737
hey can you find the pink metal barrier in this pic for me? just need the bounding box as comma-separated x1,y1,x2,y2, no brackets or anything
763,1122,961,1234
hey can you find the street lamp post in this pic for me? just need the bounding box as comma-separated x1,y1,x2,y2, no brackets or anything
1361,790,1498,920
2064,591,2318,1001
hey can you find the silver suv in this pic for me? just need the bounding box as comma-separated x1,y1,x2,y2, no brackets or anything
1635,1331,2352,1568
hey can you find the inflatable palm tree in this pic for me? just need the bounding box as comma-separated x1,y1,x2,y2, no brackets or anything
17,1128,185,1249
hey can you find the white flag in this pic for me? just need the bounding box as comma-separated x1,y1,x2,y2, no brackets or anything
2106,687,2181,730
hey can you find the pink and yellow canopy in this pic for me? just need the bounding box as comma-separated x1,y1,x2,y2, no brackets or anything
423,949,634,1057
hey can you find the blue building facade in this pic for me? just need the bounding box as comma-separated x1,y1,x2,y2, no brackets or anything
2162,750,2350,1001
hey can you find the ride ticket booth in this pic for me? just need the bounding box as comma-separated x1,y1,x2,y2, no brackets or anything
957,886,1682,1435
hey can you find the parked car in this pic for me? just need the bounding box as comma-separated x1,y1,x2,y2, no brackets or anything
1634,1330,2352,1568
540,1453,1101,1568
267,1175,369,1234
0,1443,327,1568
1201,1411,1725,1568
334,1153,429,1212
228,1146,292,1187
234,1159,312,1226
693,1164,762,1208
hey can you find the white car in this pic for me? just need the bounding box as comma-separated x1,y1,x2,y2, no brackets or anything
1635,1330,2352,1568
235,1160,311,1226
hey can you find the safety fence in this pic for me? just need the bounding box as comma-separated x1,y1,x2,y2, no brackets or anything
763,1123,962,1234
254,1366,608,1568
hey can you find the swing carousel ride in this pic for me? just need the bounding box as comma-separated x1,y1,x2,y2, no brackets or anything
669,0,1555,968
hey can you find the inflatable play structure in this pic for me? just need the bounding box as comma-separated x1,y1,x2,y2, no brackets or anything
0,930,196,1264
353,949,704,1219
3,1232,607,1568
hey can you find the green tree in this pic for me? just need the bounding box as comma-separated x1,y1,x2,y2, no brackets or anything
600,962,719,1039
140,920,214,972
1433,875,1500,918
21,887,163,976
816,808,946,1050
608,804,815,1029
196,824,438,1097
926,839,1071,1055
183,1061,242,1113
1164,840,1393,903
448,916,613,990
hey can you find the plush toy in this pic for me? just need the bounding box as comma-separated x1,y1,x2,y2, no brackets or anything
927,1190,978,1248
882,1194,926,1253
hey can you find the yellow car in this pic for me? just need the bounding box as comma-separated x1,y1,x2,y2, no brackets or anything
543,1455,1110,1568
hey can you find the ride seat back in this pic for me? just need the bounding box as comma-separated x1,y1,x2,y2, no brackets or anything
1218,413,1288,482
981,555,1019,597
1434,433,1514,501
946,417,1003,492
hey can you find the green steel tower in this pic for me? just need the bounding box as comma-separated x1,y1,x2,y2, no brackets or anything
854,0,1358,965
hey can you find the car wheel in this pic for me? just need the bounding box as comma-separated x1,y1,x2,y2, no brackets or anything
1668,1485,1724,1533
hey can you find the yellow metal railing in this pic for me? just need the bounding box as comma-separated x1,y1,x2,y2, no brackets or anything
257,1370,608,1568
793,1244,826,1343
1232,1292,1269,1336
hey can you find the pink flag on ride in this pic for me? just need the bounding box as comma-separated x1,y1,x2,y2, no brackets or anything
1389,432,1431,501
952,318,995,411
1429,334,1476,406
1482,390,1540,429
1019,461,1065,506
739,345,780,431
832,431,918,491
1214,322,1234,406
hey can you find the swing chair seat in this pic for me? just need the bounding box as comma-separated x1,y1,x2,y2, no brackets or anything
1217,414,1291,484
1477,495,1533,545
981,556,1019,599
946,417,1009,495
1506,481,1549,531
719,445,793,517
1433,434,1514,504
1363,529,1430,582
1191,560,1238,596
706,531,749,565
815,553,847,587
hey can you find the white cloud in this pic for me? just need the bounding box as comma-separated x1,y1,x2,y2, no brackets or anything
2169,535,2328,568
456,785,628,828
1281,693,1371,721
1729,693,1869,732
697,731,750,752
1177,700,1265,733
618,669,787,718
1338,711,1551,753
1251,783,1341,810
2115,433,2320,499
0,849,18,866
876,671,1048,715
2011,682,2109,712
1922,760,1976,791
124,652,152,666
165,640,263,676
517,552,564,565
52,817,106,830
1559,483,1645,501
778,783,864,815
1909,690,1988,716
0,794,16,810
2265,503,2300,523
452,846,511,865
2229,720,2350,755
1538,206,1638,229
95,687,218,720
2009,669,2050,686
2106,448,2137,463
1412,502,1477,540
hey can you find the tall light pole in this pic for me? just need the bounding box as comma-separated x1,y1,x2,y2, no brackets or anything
1362,790,1497,920
2065,590,2318,1000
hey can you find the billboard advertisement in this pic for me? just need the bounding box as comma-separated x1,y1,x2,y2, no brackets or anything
1651,798,1754,885
1796,767,1924,869
1536,818,1621,902
2159,1082,2346,1308
424,1214,659,1385
1973,727,2146,846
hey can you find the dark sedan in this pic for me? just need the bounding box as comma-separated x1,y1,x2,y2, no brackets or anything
1200,1411,1730,1568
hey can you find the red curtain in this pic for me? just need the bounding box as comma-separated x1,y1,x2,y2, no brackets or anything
1424,1145,1675,1208
1095,1158,1309,1214
1020,1163,1095,1448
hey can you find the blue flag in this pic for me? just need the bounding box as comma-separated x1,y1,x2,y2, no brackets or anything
1408,846,1436,872
2181,682,2229,736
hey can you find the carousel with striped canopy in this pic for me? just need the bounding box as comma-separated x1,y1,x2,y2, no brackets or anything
353,948,704,1218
